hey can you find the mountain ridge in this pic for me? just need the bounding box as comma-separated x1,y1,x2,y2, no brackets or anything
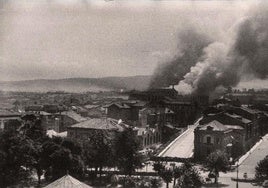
0,75,152,92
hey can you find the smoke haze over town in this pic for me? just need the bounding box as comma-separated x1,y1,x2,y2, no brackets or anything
0,0,267,92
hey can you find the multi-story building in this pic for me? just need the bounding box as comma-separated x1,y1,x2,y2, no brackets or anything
67,118,127,142
137,126,162,148
104,100,147,126
194,106,264,161
0,110,21,131
194,120,244,161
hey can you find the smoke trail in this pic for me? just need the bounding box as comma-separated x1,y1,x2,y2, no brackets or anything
149,27,212,88
176,5,268,95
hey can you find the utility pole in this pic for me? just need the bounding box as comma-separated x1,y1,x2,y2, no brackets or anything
236,162,239,188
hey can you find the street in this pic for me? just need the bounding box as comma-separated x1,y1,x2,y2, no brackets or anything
159,118,201,158
202,134,268,188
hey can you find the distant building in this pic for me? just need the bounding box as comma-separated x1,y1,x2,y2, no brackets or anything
194,120,244,161
225,93,254,105
195,106,264,161
137,126,162,148
34,110,87,133
139,107,175,127
0,110,21,131
67,118,127,142
60,110,87,132
84,104,104,118
129,88,178,102
104,100,147,126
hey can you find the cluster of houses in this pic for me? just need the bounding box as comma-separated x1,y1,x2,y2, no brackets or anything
194,98,268,161
0,88,209,151
3,87,267,159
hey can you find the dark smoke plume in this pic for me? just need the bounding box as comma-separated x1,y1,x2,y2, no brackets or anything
175,5,268,95
149,28,212,88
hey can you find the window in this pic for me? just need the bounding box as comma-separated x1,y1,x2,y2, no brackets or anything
207,136,211,144
216,138,220,144
204,135,214,144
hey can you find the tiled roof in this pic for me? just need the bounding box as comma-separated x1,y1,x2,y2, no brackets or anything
70,118,128,131
0,109,20,117
225,125,244,130
225,113,252,124
199,120,228,131
103,103,130,109
61,111,87,122
199,120,244,131
44,175,92,188
131,101,147,107
84,104,99,109
25,105,43,112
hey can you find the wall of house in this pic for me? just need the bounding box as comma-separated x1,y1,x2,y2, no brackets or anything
60,115,78,132
138,128,162,148
107,105,131,121
194,129,235,161
40,114,61,132
67,128,116,143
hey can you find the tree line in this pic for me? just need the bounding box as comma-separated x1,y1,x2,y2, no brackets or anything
0,115,143,187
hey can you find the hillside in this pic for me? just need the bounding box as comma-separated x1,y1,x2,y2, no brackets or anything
0,75,152,93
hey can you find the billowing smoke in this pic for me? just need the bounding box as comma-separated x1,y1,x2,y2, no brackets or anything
175,5,268,95
149,27,212,88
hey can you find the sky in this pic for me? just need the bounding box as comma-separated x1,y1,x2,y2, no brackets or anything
0,0,266,88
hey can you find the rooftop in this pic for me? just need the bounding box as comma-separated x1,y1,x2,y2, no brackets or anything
61,111,87,122
0,109,20,117
44,174,92,188
70,118,129,131
103,103,130,109
199,120,229,131
84,104,100,109
225,113,252,124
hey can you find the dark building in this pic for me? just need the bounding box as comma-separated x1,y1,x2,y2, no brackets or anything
67,118,127,142
194,120,243,161
0,110,21,131
195,106,264,161
104,100,147,126
129,88,178,102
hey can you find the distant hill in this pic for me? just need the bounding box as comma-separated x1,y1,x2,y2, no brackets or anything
0,75,152,92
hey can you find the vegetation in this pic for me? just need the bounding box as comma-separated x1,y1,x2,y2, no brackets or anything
153,162,203,188
83,131,113,181
114,128,143,177
175,163,203,188
0,130,37,187
206,150,230,184
255,155,268,181
41,137,84,181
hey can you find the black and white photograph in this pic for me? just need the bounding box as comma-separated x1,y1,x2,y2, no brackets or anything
0,0,268,187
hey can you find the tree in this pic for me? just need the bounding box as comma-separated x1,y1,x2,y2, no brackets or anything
82,131,113,181
22,116,47,185
175,162,203,188
206,150,229,183
41,137,84,181
150,178,162,188
173,166,183,187
255,155,268,181
114,128,143,177
153,162,173,188
25,118,46,141
159,168,173,188
154,162,203,188
0,130,37,187
153,162,165,172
